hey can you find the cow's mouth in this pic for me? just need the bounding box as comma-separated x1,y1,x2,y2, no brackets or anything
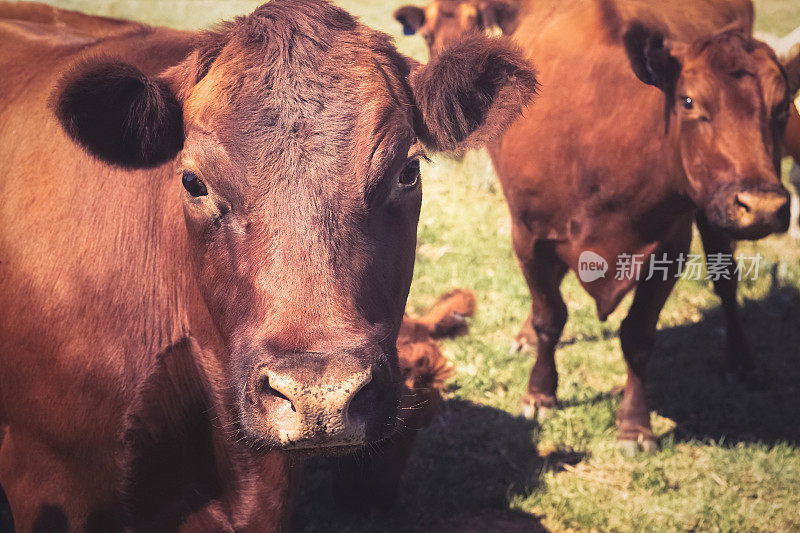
282,443,373,459
238,417,402,458
705,183,790,240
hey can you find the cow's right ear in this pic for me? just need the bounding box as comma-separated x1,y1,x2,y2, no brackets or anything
394,5,425,35
53,59,184,169
623,23,682,94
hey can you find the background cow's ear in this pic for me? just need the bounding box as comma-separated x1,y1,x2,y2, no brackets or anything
53,59,184,169
410,34,537,153
394,5,425,35
478,0,519,36
623,22,682,93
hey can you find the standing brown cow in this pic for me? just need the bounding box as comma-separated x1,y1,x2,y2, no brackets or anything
396,0,798,453
0,0,536,529
782,51,800,165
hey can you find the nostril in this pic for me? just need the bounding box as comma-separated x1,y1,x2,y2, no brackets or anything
735,193,752,213
347,379,378,424
258,375,296,412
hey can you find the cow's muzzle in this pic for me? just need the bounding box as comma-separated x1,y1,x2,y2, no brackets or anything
708,184,790,240
240,350,399,453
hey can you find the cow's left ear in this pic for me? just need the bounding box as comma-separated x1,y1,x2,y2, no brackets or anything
410,34,537,153
53,58,184,169
623,23,682,94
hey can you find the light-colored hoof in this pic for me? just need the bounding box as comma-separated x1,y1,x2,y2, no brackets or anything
519,400,554,422
640,439,659,454
520,400,536,420
535,405,555,422
509,338,535,355
617,438,659,457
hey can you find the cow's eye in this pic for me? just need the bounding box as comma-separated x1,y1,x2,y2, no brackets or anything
681,96,694,111
399,159,421,187
182,171,208,197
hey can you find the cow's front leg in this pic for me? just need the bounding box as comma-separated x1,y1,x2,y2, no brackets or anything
513,231,569,421
696,214,754,382
617,235,687,455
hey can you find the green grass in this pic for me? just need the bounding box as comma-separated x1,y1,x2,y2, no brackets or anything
31,0,800,531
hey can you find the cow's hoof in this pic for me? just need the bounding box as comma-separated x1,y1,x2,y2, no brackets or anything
520,395,556,422
640,439,659,454
510,332,536,354
534,404,555,422
510,338,535,354
617,438,658,457
520,400,536,420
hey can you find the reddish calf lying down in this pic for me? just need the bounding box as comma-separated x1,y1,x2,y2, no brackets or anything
0,1,535,529
396,0,800,452
332,289,475,512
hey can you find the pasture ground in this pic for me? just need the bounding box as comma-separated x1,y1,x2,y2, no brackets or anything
31,0,800,531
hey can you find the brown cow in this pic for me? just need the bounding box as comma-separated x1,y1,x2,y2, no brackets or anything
333,289,475,512
784,51,800,163
397,0,797,453
0,1,536,529
755,29,800,229
395,0,520,55
782,55,800,231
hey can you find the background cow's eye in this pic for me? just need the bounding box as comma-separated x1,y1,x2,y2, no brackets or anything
681,96,694,111
182,171,208,197
399,159,421,187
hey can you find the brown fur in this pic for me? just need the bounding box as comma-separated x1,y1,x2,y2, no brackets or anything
784,51,800,165
787,100,800,163
0,1,534,530
398,0,793,447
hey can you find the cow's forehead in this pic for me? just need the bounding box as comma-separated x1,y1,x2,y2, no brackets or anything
181,0,416,189
689,32,781,81
683,33,787,105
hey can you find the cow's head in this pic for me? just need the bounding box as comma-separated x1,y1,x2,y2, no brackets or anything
394,0,518,58
53,0,536,453
624,23,793,240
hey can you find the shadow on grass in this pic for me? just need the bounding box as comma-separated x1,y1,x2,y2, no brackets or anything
294,399,547,532
649,282,800,446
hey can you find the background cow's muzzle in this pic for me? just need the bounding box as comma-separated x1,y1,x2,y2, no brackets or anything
240,348,399,452
707,182,790,240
